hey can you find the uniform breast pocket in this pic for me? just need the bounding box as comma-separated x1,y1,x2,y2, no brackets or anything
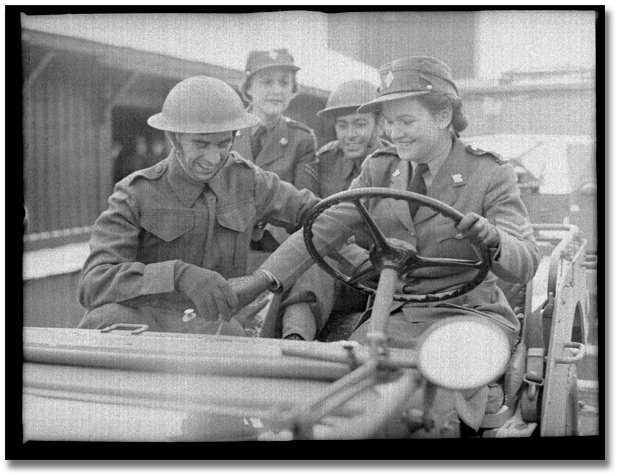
140,210,196,262
216,200,256,272
432,220,478,260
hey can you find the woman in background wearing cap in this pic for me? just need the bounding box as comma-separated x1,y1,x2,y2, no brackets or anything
232,56,540,436
232,49,319,251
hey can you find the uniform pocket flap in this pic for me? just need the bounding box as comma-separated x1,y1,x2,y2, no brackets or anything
216,200,254,232
434,220,461,243
141,210,194,242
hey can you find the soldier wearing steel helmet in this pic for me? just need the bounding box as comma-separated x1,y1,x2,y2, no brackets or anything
277,79,390,341
77,76,319,335
316,79,390,199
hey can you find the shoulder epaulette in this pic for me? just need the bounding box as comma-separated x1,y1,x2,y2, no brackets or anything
283,116,313,134
127,160,168,183
317,140,340,156
369,144,399,159
229,150,254,168
466,144,508,165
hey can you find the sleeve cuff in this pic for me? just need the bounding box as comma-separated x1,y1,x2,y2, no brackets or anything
258,268,282,291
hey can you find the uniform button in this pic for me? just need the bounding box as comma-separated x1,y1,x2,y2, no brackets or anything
155,165,162,172
279,137,288,146
455,233,464,240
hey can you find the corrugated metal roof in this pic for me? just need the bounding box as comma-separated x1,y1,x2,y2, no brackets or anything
21,12,380,94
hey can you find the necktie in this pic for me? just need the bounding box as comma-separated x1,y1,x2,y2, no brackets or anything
407,163,429,218
251,125,267,158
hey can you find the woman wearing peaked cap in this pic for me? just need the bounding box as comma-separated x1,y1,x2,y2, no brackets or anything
233,56,540,435
232,48,319,251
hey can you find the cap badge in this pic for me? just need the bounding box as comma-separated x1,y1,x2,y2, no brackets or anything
392,169,400,178
452,174,463,183
268,50,279,60
383,70,395,89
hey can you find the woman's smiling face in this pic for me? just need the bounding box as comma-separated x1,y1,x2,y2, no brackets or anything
246,68,296,118
382,96,449,163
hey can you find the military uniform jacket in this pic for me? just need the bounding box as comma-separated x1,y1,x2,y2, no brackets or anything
232,115,319,195
261,139,541,330
78,151,319,310
317,139,391,198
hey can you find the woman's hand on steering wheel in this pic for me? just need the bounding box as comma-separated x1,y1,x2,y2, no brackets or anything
456,212,500,248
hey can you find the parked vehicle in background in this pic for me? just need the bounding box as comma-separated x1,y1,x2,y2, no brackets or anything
461,134,597,254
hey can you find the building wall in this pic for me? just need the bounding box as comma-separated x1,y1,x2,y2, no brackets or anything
327,11,477,78
462,86,596,137
23,41,329,240
23,50,115,235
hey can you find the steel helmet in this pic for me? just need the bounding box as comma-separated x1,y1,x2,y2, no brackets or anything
317,80,379,119
148,76,259,133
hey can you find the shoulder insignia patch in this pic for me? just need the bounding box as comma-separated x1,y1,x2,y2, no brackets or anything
466,144,507,165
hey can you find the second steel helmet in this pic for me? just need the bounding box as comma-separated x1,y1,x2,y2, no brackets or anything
148,76,259,134
316,80,379,119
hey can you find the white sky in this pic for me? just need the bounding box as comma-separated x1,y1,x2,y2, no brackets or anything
21,10,597,86
477,10,597,79
20,11,381,92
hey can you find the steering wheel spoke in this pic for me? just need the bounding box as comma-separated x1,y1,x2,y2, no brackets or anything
352,199,392,253
411,255,485,270
347,263,380,286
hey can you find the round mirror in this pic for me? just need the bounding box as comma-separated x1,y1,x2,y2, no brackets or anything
417,317,512,390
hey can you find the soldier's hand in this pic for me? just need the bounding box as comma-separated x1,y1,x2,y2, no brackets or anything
228,269,276,311
455,212,500,248
176,265,238,321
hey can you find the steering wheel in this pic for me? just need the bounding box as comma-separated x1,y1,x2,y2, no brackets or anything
303,188,491,303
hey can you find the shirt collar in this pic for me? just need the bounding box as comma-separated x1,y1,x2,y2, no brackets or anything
247,109,282,135
411,137,454,179
166,152,207,207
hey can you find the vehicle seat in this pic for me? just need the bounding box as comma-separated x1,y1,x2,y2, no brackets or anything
480,277,548,430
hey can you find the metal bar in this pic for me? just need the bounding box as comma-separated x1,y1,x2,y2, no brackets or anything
281,344,419,369
538,224,580,298
367,266,400,360
281,362,379,437
315,369,420,440
24,345,350,381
